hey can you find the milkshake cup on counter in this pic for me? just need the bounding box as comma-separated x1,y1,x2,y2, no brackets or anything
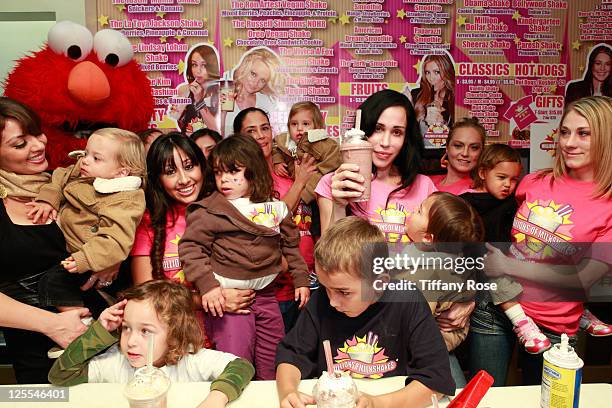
124,366,170,408
340,110,372,202
312,370,358,408
220,71,235,112
313,340,359,408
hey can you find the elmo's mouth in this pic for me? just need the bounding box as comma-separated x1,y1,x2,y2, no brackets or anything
60,121,118,139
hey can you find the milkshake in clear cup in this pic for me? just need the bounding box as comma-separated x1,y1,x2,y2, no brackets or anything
124,367,170,408
220,72,235,112
313,370,358,408
340,128,372,202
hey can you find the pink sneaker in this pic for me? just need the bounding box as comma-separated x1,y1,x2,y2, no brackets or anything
513,317,551,354
580,310,612,337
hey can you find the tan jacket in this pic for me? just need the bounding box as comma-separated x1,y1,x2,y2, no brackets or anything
272,132,341,204
179,192,309,295
395,250,476,352
36,161,145,274
428,301,470,352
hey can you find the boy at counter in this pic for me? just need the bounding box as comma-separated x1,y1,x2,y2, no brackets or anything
275,216,455,408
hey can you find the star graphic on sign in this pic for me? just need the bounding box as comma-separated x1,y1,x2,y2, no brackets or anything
579,65,584,72
572,40,581,50
175,34,185,42
328,16,337,24
202,17,208,23
339,14,350,25
413,58,422,75
512,11,521,21
397,9,406,20
169,234,181,246
549,84,557,93
399,35,407,44
156,11,166,18
456,15,467,27
115,4,126,12
160,36,167,43
224,37,234,47
208,39,215,45
98,15,109,27
514,36,521,45
178,59,185,75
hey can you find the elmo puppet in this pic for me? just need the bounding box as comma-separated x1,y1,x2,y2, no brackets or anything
3,21,153,169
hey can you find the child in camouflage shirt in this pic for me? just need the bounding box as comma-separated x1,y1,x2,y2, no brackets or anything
49,280,254,406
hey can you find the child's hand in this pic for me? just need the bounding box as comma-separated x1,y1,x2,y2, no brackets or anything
274,162,290,178
355,392,376,408
25,201,57,224
202,287,226,317
61,256,78,273
98,299,127,332
280,391,315,408
196,390,229,408
294,153,317,187
295,287,310,309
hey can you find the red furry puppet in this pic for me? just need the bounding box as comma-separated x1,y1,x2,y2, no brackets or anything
3,21,153,169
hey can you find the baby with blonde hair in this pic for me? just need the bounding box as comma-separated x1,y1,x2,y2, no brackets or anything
28,128,147,311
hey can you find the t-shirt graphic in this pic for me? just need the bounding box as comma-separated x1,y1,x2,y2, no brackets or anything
504,95,537,130
511,199,577,261
162,233,187,283
333,332,397,379
371,203,411,243
230,199,287,233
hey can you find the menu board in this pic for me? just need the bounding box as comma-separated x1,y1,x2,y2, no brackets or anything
97,0,611,151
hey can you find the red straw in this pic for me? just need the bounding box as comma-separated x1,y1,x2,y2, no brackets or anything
323,340,334,377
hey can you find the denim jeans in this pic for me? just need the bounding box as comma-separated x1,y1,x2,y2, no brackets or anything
468,300,516,386
468,300,578,386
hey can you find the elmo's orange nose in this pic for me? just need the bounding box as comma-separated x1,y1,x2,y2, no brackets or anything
67,61,110,104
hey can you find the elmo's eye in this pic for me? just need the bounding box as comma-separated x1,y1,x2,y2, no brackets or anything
48,21,93,62
93,29,133,67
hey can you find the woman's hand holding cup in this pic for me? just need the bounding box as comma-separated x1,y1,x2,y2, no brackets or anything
330,163,366,205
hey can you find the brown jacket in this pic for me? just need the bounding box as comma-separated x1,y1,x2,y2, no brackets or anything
179,191,309,295
272,132,342,204
36,161,145,273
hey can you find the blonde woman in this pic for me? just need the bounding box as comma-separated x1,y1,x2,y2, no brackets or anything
474,96,612,385
222,47,285,136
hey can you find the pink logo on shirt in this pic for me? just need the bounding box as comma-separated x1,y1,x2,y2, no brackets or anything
334,332,397,379
512,200,577,259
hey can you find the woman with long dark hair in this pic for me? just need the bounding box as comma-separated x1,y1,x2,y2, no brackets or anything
566,44,612,105
130,133,255,342
316,89,435,243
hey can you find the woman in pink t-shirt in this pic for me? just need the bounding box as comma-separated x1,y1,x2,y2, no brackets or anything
429,117,485,195
316,89,436,243
233,107,317,332
479,96,612,384
130,133,255,347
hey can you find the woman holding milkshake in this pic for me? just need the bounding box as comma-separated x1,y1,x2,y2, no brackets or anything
315,89,436,243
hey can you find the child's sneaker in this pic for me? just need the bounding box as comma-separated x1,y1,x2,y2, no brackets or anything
513,317,551,354
580,309,612,337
